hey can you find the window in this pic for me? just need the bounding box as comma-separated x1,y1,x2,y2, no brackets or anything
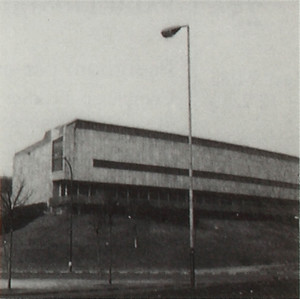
52,137,63,171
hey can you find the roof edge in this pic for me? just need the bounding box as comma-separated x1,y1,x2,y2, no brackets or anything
70,119,299,162
15,130,51,156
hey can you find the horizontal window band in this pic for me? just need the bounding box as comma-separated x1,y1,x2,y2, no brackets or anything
94,159,188,176
93,159,298,190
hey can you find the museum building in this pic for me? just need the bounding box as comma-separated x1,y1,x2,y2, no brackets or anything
13,119,299,216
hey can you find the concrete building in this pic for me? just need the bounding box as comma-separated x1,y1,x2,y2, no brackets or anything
13,119,299,216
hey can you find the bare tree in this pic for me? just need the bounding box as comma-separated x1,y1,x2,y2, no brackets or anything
0,180,31,289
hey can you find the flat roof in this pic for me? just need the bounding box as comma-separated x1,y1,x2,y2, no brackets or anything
15,118,299,162
68,119,299,162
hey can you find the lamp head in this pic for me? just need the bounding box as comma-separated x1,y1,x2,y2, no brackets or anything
161,26,183,38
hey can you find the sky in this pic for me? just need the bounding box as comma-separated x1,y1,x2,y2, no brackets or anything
0,1,298,176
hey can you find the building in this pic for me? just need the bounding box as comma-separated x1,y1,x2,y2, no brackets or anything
13,119,299,216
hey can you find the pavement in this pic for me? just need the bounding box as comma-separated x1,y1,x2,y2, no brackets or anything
0,263,298,298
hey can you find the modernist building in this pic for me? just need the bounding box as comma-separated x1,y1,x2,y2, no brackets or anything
13,119,299,216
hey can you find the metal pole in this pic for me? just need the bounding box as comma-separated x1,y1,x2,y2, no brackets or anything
108,213,112,284
161,24,195,288
64,157,73,273
186,25,195,289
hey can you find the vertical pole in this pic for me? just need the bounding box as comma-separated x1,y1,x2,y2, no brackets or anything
187,25,195,289
161,23,195,288
69,175,73,272
64,157,73,273
8,226,13,289
134,190,138,248
58,182,62,197
108,214,112,284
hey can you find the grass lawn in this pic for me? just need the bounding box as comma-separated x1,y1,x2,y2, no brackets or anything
1,213,298,272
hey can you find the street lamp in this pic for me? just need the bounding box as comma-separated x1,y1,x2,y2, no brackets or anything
161,25,195,288
64,157,73,273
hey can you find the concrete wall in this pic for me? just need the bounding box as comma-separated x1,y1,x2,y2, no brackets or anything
72,127,299,201
13,119,299,205
13,133,52,205
194,145,298,184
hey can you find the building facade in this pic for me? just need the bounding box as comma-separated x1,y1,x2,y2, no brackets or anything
13,119,299,215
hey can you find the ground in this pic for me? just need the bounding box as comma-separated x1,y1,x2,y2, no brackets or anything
0,211,298,298
1,213,298,271
0,265,298,298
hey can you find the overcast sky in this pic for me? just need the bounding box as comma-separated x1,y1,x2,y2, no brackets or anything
0,1,298,176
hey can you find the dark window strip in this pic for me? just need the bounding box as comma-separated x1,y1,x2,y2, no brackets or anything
74,120,299,162
52,137,63,171
53,179,298,203
93,159,298,190
93,159,188,176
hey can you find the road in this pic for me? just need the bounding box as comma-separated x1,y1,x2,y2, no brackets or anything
0,278,297,298
0,264,298,298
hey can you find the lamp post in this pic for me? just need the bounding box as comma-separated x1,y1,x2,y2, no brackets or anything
161,25,195,288
64,157,73,273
